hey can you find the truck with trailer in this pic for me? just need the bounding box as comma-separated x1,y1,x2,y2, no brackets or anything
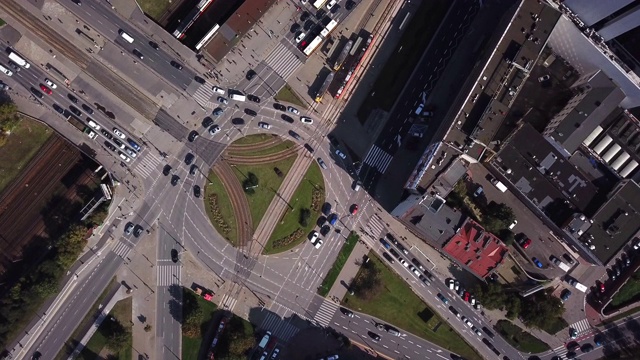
314,72,334,103
8,51,30,68
66,113,97,139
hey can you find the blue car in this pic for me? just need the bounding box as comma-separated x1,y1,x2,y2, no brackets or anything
532,257,543,268
437,293,449,304
213,107,224,116
127,138,141,151
379,238,391,249
328,213,338,226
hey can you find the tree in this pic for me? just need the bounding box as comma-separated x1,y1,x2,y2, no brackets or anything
483,202,515,233
351,262,382,300
84,202,110,227
182,291,203,337
520,291,564,329
101,318,131,353
55,225,88,269
498,229,515,246
299,208,311,227
505,296,521,320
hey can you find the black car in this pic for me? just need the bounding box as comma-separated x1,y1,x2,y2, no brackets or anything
482,327,495,338
368,331,381,342
188,130,199,142
246,69,257,80
171,175,180,186
247,94,260,103
563,253,576,265
290,23,301,33
133,225,144,237
244,108,257,117
345,0,356,10
31,88,43,98
68,94,78,103
190,164,198,175
316,9,326,20
273,103,286,111
281,114,294,123
340,307,354,317
202,117,214,128
104,141,116,151
8,61,20,72
171,249,179,263
132,49,144,59
69,105,82,116
52,103,64,114
170,60,183,70
300,11,310,22
184,153,195,165
149,41,160,50
231,118,245,125
113,138,124,148
304,143,314,153
322,202,331,215
288,130,301,140
382,252,394,264
163,164,172,176
124,222,134,235
320,225,331,236
81,104,94,115
193,185,201,198
566,342,579,352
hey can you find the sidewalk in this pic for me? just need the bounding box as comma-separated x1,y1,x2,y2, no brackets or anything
326,241,370,303
68,285,129,359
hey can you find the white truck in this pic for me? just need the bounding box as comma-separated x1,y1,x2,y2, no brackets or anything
491,179,508,192
551,256,571,272
568,278,588,292
8,52,30,68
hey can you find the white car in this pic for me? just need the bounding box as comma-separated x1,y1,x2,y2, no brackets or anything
415,103,424,115
465,319,473,328
118,152,130,162
212,86,225,95
399,258,409,267
258,122,271,129
87,120,100,130
113,128,126,139
209,125,221,135
538,74,550,82
508,220,518,230
86,131,96,139
125,148,137,158
287,106,300,115
295,32,306,43
335,149,346,159
309,231,322,248
300,116,313,124
326,0,337,10
473,327,482,337
218,96,228,105
44,78,57,89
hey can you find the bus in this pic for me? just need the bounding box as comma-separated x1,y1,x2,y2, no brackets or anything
320,20,338,38
303,36,323,56
313,0,328,9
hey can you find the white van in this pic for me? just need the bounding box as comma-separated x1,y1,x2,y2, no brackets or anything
119,30,134,43
352,181,361,191
229,92,246,101
0,64,12,77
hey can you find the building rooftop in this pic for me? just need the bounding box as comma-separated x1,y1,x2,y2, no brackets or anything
579,180,640,264
394,194,465,247
494,123,599,212
442,219,509,279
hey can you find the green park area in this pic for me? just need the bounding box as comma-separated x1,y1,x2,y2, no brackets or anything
342,253,482,360
137,0,173,21
0,116,52,193
182,288,219,360
610,271,640,308
317,232,359,296
79,297,133,360
495,320,550,353
204,171,239,245
274,84,307,109
265,161,325,254
232,157,296,232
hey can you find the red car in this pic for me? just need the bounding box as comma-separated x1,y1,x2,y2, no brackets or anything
39,84,52,95
522,238,532,249
464,292,470,302
599,283,605,293
350,204,358,215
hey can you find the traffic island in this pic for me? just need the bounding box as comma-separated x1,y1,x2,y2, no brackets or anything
317,232,360,296
342,252,483,360
264,161,325,254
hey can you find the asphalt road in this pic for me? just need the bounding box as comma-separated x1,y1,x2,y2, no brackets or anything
357,0,480,192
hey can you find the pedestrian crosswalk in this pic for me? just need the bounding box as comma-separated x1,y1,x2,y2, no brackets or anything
133,152,162,178
361,145,393,174
113,241,131,259
552,345,569,359
314,299,339,327
570,318,591,334
156,264,181,286
219,292,239,311
367,214,386,239
192,82,216,109
259,312,300,342
264,43,302,81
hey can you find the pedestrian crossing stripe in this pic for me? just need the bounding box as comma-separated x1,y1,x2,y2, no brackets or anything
264,43,302,81
259,312,300,342
113,241,130,259
570,318,591,333
192,83,216,109
362,145,393,174
367,215,386,239
133,153,162,178
314,299,338,327
156,264,181,287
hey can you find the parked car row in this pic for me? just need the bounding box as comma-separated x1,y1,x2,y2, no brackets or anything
446,278,482,310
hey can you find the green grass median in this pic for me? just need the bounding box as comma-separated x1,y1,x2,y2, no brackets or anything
182,288,218,360
343,253,482,360
205,170,238,246
317,232,359,296
495,320,550,353
274,84,307,109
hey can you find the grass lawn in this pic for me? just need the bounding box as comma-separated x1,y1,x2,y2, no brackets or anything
317,232,359,296
357,0,450,123
343,253,482,360
611,272,640,307
0,19,5,26
264,161,325,254
137,0,172,21
495,320,550,353
80,297,133,360
0,118,52,193
232,156,296,231
228,140,294,157
204,170,238,245
540,316,568,335
182,289,218,360
232,133,274,146
274,84,307,109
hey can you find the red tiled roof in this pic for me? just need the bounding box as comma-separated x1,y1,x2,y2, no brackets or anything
443,219,508,278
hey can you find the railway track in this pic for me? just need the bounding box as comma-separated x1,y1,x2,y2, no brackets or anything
224,146,299,165
226,135,282,152
0,1,159,120
212,162,253,250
